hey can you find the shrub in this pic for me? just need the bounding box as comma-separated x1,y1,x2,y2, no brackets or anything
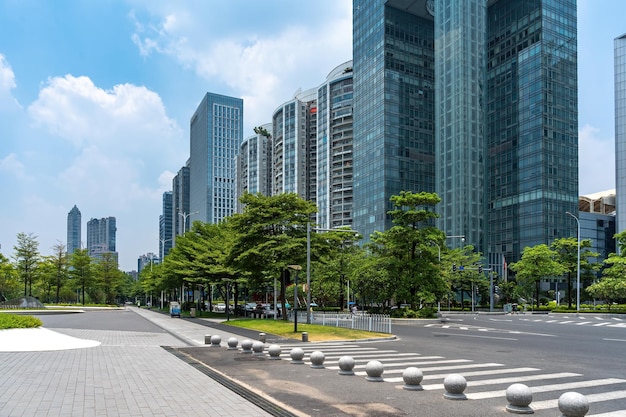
0,313,43,329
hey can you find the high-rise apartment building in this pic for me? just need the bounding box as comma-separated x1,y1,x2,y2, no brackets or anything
236,123,272,212
172,162,191,242
317,61,354,229
86,217,117,263
160,191,173,260
352,0,578,266
272,89,317,199
190,93,243,224
66,205,81,254
615,33,626,237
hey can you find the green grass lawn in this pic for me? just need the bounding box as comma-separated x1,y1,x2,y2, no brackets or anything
0,313,42,329
224,318,391,342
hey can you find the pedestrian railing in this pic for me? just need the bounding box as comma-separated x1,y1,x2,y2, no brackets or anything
292,311,392,334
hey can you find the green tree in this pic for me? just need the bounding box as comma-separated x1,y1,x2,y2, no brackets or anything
367,191,446,309
95,253,124,304
50,242,69,303
165,221,237,310
443,246,485,310
509,245,566,309
551,237,599,309
311,229,363,309
586,253,626,308
228,192,317,319
69,249,94,305
0,253,19,301
13,232,40,296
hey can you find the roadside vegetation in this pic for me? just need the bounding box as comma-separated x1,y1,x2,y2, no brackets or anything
2,189,626,317
0,313,42,329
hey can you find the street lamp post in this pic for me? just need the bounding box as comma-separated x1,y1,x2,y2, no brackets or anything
566,211,581,313
288,265,302,332
178,210,199,234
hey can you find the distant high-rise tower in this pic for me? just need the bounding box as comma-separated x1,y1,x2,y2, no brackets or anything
66,205,81,254
160,191,173,260
86,217,117,262
236,123,272,212
615,33,626,237
172,161,191,243
190,93,243,224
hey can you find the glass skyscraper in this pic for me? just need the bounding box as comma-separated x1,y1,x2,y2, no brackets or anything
353,0,436,241
159,191,173,260
353,0,578,265
66,205,81,254
189,93,243,224
615,33,626,237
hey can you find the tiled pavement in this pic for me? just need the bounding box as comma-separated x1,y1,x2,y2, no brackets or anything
0,308,278,417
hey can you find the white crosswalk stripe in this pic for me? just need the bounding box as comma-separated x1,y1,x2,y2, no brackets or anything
266,341,626,414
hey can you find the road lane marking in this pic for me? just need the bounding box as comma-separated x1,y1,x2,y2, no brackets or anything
532,389,626,411
603,338,626,342
422,372,581,391
383,367,541,383
431,331,518,341
465,378,626,400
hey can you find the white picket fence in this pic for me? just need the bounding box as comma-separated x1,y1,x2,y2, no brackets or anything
292,311,392,334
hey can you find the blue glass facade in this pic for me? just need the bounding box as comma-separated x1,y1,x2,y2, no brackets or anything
486,0,578,264
353,0,578,264
615,34,626,237
189,93,243,225
353,0,436,240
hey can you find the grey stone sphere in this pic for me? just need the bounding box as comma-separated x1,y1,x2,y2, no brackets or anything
209,334,221,347
365,360,384,382
338,356,355,375
505,383,533,414
290,347,305,364
309,350,325,368
252,341,265,355
240,339,253,353
443,374,467,400
402,367,424,391
268,344,282,359
558,392,589,417
227,337,238,350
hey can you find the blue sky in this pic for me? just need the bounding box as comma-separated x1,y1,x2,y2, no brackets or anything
0,1,623,271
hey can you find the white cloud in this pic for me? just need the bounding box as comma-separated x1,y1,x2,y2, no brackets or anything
129,1,353,131
0,54,22,111
578,124,615,195
0,153,32,181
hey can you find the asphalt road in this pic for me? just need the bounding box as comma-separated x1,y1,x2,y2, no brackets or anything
31,310,626,416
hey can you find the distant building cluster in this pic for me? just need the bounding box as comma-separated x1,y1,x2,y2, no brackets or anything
71,1,622,279
66,205,118,265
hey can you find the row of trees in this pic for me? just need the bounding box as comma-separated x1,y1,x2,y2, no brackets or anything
138,191,492,315
1,232,133,304
4,191,626,311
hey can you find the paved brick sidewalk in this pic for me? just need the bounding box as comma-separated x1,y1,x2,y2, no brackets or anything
0,308,276,417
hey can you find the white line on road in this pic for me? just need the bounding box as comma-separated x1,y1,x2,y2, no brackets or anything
327,358,473,370
431,331,518,341
587,411,626,417
422,372,581,391
603,338,626,342
382,367,541,383
466,378,626,400
532,389,626,411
